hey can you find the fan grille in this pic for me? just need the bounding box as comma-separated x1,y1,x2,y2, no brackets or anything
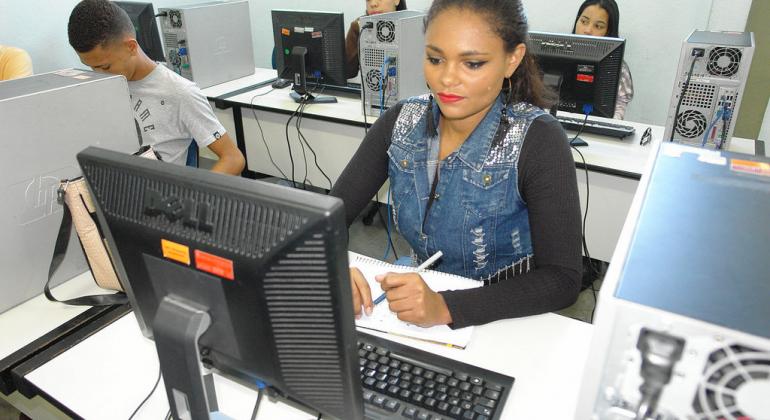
365,69,383,91
692,344,770,419
675,109,708,138
377,20,396,43
707,47,742,77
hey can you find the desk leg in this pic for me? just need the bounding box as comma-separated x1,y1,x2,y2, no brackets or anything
232,106,258,179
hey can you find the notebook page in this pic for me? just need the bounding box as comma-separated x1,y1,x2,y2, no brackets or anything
349,252,482,348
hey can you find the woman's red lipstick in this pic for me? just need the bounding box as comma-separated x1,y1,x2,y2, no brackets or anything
437,92,464,103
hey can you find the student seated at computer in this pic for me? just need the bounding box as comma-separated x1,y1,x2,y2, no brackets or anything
573,0,634,120
344,0,407,79
332,0,582,329
0,44,33,80
67,0,245,175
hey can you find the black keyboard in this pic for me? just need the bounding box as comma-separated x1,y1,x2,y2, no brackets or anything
557,115,636,139
358,331,514,420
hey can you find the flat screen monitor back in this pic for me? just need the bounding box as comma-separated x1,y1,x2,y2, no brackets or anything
0,70,139,314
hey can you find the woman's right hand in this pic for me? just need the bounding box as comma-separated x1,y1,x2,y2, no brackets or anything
350,267,373,319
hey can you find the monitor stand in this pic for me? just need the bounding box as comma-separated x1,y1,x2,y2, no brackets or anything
289,91,337,104
153,296,232,420
289,46,337,105
544,73,588,147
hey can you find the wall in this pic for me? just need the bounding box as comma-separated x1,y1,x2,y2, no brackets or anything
734,0,770,140
0,0,752,126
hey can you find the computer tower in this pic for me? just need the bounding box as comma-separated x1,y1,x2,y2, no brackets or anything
158,0,254,89
576,143,770,420
663,31,755,150
359,10,428,117
0,69,139,313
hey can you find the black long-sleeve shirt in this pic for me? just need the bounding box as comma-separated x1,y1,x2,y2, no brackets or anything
331,103,582,328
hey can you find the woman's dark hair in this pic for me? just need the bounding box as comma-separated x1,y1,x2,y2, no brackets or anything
572,0,620,38
424,0,553,109
397,0,407,11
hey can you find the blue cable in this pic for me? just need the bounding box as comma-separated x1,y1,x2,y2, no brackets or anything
702,109,724,147
383,185,393,261
379,58,390,116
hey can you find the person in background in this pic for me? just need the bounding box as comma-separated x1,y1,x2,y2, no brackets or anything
573,0,634,120
345,0,408,79
67,0,245,175
332,0,582,329
0,45,33,80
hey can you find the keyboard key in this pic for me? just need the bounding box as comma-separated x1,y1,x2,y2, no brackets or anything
436,374,447,384
376,347,389,356
486,383,502,392
413,376,425,385
455,373,469,381
358,349,367,357
436,392,447,402
410,384,423,394
399,389,412,400
437,401,450,413
484,389,501,400
412,366,424,376
388,376,400,385
367,361,377,370
385,399,400,412
462,410,475,419
402,373,413,382
477,396,496,409
424,398,437,408
450,406,463,416
477,416,489,420
449,388,461,397
461,391,474,401
461,401,473,410
379,356,390,365
402,406,417,418
359,358,367,366
363,390,374,402
390,359,402,369
424,389,436,398
367,353,379,361
447,378,459,387
472,385,483,395
399,381,411,389
376,381,388,391
364,369,376,377
425,380,436,389
372,395,386,407
473,405,493,417
459,381,471,391
378,365,390,374
448,397,460,406
363,343,374,352
470,377,483,386
401,363,413,372
416,412,430,420
364,377,377,387
423,370,435,380
412,393,425,404
436,384,448,393
376,372,388,381
390,368,402,377
388,385,400,395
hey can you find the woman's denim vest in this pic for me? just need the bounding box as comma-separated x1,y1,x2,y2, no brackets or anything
387,94,546,281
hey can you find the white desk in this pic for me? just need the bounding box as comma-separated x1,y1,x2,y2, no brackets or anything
14,309,591,420
203,68,762,262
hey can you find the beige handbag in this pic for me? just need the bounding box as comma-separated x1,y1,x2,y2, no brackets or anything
45,146,160,306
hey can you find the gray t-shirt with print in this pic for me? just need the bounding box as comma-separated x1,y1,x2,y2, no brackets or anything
128,64,225,165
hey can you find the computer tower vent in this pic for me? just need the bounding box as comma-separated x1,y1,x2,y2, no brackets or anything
364,48,385,68
377,20,396,43
675,109,708,138
163,32,178,51
168,10,182,28
681,83,716,108
707,47,742,77
691,344,770,419
263,236,346,412
365,69,383,92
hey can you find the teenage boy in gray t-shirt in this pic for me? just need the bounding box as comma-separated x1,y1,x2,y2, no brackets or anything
67,0,245,175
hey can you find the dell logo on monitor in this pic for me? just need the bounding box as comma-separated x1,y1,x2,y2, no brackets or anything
143,189,213,232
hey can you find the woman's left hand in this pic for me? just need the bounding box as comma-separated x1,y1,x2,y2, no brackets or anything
376,272,453,327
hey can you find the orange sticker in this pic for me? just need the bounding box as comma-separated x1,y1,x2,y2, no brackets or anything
194,250,234,280
161,239,190,265
731,159,770,177
281,27,290,36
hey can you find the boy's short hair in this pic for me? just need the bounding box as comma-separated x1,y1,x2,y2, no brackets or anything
68,0,136,53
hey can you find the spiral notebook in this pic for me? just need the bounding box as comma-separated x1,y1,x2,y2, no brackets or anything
349,252,482,349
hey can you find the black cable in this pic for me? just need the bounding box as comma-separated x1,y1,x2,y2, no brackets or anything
127,365,162,420
284,102,304,189
669,55,699,142
296,102,334,191
570,143,600,324
377,201,399,260
250,387,264,420
570,113,590,146
295,100,310,189
359,26,373,135
250,90,289,179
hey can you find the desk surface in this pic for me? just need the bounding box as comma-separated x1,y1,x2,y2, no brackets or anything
21,308,592,419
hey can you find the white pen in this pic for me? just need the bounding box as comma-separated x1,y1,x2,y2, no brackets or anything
373,250,443,306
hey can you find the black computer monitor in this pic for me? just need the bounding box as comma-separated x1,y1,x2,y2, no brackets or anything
529,31,625,118
271,10,347,89
114,1,165,63
77,147,363,420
